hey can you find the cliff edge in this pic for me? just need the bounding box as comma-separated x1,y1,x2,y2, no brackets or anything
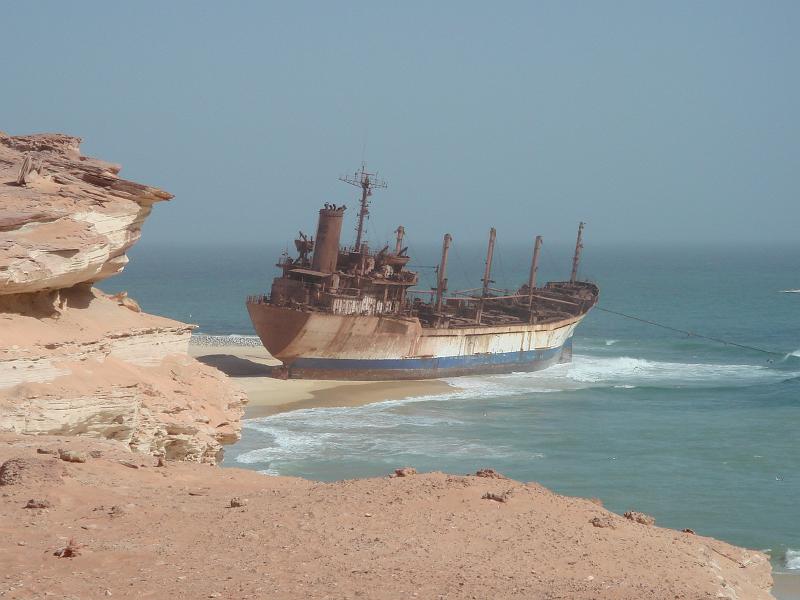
0,434,776,599
0,132,245,462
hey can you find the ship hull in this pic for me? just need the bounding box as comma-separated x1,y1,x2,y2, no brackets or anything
247,303,583,380
288,339,572,379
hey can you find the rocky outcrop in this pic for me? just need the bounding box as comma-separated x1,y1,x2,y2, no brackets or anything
0,132,246,463
0,133,171,294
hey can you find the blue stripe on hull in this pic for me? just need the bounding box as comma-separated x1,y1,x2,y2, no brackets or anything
287,339,573,380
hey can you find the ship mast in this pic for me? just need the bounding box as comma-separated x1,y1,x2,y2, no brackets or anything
570,222,585,283
528,235,543,322
339,164,387,251
435,233,452,313
394,225,405,254
476,227,496,324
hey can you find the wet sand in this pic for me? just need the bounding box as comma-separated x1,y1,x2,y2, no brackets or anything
774,573,800,600
188,344,456,418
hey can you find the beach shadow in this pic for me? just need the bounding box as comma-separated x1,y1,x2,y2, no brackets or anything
196,354,277,377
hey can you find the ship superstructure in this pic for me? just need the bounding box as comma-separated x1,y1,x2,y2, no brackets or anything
247,166,599,380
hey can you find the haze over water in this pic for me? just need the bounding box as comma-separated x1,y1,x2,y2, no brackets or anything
105,241,800,573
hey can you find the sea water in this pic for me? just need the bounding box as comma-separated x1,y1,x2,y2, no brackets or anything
103,241,800,574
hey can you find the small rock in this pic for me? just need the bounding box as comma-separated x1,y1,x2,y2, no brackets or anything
89,450,103,459
17,541,25,546
120,296,141,313
394,467,417,477
482,491,510,503
0,458,63,486
53,538,81,558
25,498,52,509
364,513,373,517
229,497,247,508
58,449,87,464
475,468,506,479
118,461,139,469
624,511,655,526
682,528,696,534
36,448,58,456
590,516,615,528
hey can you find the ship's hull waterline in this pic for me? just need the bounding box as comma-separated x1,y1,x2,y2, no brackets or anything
247,302,584,380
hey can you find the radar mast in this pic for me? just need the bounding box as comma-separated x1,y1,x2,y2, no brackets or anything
339,163,387,250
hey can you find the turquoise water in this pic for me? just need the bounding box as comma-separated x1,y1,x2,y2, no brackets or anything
103,242,800,573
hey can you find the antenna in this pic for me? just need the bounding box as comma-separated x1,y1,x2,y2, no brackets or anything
339,163,387,251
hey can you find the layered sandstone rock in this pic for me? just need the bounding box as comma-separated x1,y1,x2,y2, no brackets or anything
0,133,245,462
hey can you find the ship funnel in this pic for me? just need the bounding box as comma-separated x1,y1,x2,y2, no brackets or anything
311,206,345,273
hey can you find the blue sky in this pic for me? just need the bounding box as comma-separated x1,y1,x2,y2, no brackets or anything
3,1,798,248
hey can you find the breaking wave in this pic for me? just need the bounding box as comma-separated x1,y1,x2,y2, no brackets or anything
232,353,796,476
786,549,800,570
190,333,262,347
563,355,789,388
236,402,535,473
441,354,794,398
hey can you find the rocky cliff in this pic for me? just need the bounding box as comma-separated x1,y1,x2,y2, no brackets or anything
0,132,246,463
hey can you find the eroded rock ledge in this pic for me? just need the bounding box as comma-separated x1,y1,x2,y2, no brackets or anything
0,133,245,462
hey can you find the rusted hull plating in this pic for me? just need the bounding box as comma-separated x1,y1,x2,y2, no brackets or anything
247,302,583,380
287,341,572,380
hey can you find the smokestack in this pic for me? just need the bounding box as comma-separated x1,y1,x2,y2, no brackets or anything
311,206,345,273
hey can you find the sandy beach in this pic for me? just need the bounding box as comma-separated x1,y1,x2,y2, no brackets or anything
189,344,456,418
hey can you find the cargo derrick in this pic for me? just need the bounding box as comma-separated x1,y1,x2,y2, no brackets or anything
413,224,598,330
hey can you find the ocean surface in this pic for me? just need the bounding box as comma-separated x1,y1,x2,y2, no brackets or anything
103,241,800,575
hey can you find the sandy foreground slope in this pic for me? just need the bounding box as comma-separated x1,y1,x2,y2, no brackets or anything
0,433,773,600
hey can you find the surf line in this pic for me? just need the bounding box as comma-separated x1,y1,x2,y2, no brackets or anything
596,306,792,358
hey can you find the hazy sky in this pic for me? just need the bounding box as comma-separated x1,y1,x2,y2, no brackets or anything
3,2,798,248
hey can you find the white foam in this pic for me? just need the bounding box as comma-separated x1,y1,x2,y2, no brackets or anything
235,391,542,472
786,549,800,570
190,333,262,347
605,339,618,346
565,355,788,388
433,355,791,402
233,353,797,476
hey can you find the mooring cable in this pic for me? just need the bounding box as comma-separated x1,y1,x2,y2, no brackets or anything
596,306,788,357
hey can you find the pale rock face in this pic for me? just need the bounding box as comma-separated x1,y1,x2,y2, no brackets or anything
0,133,246,463
0,132,169,295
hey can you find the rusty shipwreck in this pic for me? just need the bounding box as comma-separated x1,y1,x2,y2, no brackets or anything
247,166,599,380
